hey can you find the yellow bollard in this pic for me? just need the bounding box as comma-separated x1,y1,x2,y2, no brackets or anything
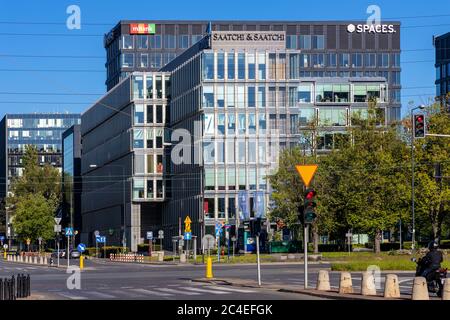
3,251,6,260
206,256,213,279
79,255,84,270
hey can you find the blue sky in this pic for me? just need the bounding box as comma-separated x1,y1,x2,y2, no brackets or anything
0,0,448,119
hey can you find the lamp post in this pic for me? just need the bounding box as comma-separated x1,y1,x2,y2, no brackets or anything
411,105,425,251
90,164,126,251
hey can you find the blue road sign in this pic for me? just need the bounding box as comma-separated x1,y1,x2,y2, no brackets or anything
96,236,106,243
184,232,192,240
0,236,4,241
77,243,86,253
215,222,223,237
146,231,153,240
65,227,73,236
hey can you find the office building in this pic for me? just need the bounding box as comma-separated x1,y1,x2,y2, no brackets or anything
80,72,171,250
434,32,450,101
104,20,401,123
0,113,81,241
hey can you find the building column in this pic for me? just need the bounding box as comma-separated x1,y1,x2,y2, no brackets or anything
131,203,141,252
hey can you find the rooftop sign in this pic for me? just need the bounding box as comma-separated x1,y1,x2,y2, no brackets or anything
210,31,286,50
347,23,396,34
130,23,156,34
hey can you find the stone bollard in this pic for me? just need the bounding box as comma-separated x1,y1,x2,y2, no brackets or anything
180,253,186,263
384,274,400,298
442,278,450,300
44,257,48,265
24,256,28,263
412,277,429,300
316,270,331,291
361,271,377,296
39,256,43,265
339,272,353,294
158,252,164,262
33,256,38,264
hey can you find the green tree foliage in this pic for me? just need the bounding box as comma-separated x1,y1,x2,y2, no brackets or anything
12,194,54,241
7,145,61,242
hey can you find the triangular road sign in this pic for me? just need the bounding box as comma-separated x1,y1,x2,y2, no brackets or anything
295,164,318,187
54,217,62,225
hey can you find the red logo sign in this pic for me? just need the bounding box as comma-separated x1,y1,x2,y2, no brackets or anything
129,23,156,35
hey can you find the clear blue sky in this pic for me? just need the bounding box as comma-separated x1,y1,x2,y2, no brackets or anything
0,0,448,119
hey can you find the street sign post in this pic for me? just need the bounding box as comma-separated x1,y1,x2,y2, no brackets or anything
158,230,164,251
147,231,153,257
184,217,192,262
346,232,353,254
215,222,223,262
77,243,86,253
202,235,215,257
295,164,318,290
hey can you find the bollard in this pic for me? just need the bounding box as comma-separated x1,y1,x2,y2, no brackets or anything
39,256,43,265
206,256,213,278
3,250,6,260
79,255,84,270
316,270,331,291
442,278,450,300
25,256,29,264
44,257,47,265
412,277,429,300
361,271,377,296
339,272,353,294
7,254,10,261
33,256,37,264
384,274,401,298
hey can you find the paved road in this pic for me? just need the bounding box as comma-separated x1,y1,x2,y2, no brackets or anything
0,259,326,300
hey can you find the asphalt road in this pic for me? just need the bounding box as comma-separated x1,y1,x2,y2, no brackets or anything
0,258,327,300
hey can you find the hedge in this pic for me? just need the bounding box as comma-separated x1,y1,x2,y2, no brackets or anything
83,246,124,258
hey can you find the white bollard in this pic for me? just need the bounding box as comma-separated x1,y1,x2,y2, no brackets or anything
384,274,401,298
442,278,450,300
44,257,48,265
412,277,429,300
39,256,44,264
339,272,353,294
316,270,331,291
33,256,38,264
361,271,377,296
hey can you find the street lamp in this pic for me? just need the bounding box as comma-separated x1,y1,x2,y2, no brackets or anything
411,105,425,251
90,163,127,251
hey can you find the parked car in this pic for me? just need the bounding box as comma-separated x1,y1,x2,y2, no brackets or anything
51,251,66,259
70,250,81,259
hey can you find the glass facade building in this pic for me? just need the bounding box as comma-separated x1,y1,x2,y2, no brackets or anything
434,32,450,102
0,113,81,239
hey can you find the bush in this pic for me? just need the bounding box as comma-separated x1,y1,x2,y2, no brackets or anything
84,246,124,258
137,244,162,252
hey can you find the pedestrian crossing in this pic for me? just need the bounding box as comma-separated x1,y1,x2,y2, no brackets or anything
52,284,257,300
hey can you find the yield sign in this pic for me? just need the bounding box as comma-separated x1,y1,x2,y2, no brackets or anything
295,164,318,187
54,217,62,225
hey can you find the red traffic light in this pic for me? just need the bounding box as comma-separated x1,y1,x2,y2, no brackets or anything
305,189,316,200
415,115,424,123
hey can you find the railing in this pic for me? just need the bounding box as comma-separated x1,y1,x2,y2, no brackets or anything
0,274,31,300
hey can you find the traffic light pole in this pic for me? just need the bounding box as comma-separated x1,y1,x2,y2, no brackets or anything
256,234,261,286
304,223,308,289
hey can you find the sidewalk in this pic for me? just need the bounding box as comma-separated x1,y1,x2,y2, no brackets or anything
191,277,408,301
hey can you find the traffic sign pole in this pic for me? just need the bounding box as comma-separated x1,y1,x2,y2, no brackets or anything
256,234,261,286
67,233,70,268
304,223,308,289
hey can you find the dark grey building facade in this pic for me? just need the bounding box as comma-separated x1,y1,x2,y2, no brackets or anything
104,20,401,122
434,32,450,101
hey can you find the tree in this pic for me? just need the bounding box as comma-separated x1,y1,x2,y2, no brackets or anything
7,145,61,244
12,194,54,242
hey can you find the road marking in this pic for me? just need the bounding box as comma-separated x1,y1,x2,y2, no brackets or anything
130,288,172,297
57,292,88,300
206,286,255,293
157,288,201,296
84,291,117,299
181,287,231,295
399,278,413,284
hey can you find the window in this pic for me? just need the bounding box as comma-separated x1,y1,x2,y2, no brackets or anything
298,85,312,103
290,114,299,133
147,180,154,198
122,35,134,49
248,53,255,79
248,141,256,162
327,53,337,67
238,53,245,79
155,129,163,148
286,35,297,49
140,54,148,68
146,76,153,99
133,76,144,99
228,169,236,190
147,154,155,173
164,34,176,49
312,54,325,68
203,85,214,108
204,114,215,135
134,104,144,124
257,87,265,108
155,75,162,98
238,168,246,190
156,180,163,198
216,85,224,108
217,114,225,135
238,140,246,163
238,114,246,134
204,142,215,164
278,54,286,79
203,52,214,80
137,35,148,49
378,53,389,68
248,86,256,107
299,35,311,49
258,53,266,79
300,54,310,68
149,53,162,68
278,87,286,107
227,114,235,135
150,35,161,48
227,85,235,108
352,53,363,67
237,85,245,108
122,53,134,67
133,129,144,148
318,108,347,126
364,53,376,68
217,141,225,163
279,114,287,134
268,53,276,79
179,35,189,49
248,168,257,190
353,84,381,102
156,105,163,123
218,197,225,217
248,113,256,134
146,129,154,148
392,53,400,67
339,53,350,68
205,169,215,190
268,87,276,107
191,34,203,44
217,52,225,79
258,114,266,134
227,53,235,79
133,178,144,199
227,141,235,163
312,35,324,49
315,84,349,103
391,71,401,85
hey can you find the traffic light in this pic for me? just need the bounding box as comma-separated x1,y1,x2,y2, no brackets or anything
413,114,425,138
250,218,262,237
303,188,317,224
